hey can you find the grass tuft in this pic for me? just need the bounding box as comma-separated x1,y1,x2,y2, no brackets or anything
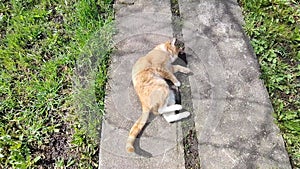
239,0,300,167
0,0,114,168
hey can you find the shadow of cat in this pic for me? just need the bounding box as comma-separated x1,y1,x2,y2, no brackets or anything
133,109,191,158
133,114,156,158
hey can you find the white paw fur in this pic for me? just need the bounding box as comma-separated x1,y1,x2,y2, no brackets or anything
174,81,181,87
158,104,182,114
180,111,190,119
162,111,190,123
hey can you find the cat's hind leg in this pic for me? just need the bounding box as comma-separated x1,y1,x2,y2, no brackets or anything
158,89,181,114
162,89,190,123
162,111,190,123
158,104,182,114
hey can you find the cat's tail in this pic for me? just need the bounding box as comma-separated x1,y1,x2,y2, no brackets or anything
126,110,150,153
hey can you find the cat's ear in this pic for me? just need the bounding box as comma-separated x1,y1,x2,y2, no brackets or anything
171,38,176,46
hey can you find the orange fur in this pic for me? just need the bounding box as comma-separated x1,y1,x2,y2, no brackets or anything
126,39,190,153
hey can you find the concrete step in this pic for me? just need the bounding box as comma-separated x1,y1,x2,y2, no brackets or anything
99,0,291,168
178,0,291,168
99,1,185,169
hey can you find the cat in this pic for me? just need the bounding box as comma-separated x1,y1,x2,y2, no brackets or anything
126,38,191,153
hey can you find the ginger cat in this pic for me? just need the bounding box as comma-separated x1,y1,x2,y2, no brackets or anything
126,38,191,153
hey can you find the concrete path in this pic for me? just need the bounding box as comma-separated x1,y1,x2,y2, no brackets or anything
99,0,291,168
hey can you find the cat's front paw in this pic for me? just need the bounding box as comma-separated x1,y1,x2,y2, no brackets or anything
174,81,181,87
183,68,192,74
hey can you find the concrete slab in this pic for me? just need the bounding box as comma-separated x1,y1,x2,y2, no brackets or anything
99,1,185,168
100,0,292,168
179,0,291,168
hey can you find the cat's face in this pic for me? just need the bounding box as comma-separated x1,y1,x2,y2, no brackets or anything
165,38,184,62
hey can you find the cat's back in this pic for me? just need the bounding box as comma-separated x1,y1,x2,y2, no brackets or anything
146,49,169,66
132,55,151,79
132,46,170,85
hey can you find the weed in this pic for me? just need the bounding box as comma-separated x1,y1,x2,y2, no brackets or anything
0,0,114,168
239,0,300,167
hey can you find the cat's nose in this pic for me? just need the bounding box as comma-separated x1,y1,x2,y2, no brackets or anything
179,47,185,54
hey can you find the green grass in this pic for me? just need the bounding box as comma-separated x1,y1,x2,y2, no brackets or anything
0,0,113,168
239,0,300,167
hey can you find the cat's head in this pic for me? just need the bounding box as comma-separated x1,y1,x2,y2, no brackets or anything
165,38,184,62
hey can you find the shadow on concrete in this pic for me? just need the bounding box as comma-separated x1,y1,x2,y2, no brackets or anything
133,114,156,158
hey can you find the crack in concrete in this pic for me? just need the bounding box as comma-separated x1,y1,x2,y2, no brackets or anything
170,0,201,168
